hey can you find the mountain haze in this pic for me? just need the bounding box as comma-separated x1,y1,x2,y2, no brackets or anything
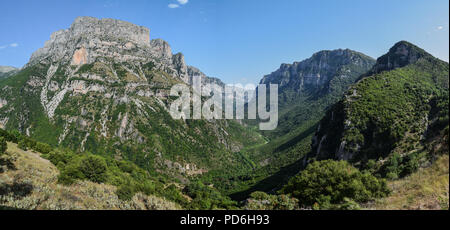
0,66,19,80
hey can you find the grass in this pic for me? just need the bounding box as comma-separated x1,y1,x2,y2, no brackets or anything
365,154,449,210
0,142,180,210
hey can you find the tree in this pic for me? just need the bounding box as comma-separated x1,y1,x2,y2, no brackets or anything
79,155,108,183
0,137,7,155
281,160,389,208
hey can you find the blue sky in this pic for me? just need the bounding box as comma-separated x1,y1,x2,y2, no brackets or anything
0,0,448,84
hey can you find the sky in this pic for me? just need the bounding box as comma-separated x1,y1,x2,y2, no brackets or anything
0,0,448,84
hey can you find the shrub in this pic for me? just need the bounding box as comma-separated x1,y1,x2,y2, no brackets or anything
384,153,401,179
336,198,361,210
79,155,108,183
183,181,236,210
57,171,77,185
34,142,52,154
245,192,299,210
116,185,135,201
0,137,7,155
281,160,390,208
400,152,421,177
0,129,17,143
18,140,28,151
45,149,74,166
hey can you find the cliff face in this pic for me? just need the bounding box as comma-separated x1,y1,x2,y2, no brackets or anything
0,17,263,181
27,17,192,82
260,49,375,93
255,49,375,141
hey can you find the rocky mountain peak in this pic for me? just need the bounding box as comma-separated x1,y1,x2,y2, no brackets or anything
369,40,432,74
70,16,150,46
27,17,179,69
150,39,173,59
260,49,375,90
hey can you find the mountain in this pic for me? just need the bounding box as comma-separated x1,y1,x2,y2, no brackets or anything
306,41,449,176
217,49,376,198
0,66,19,79
0,17,264,181
259,49,376,139
0,15,447,210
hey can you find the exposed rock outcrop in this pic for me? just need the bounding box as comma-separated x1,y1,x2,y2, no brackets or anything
260,49,375,91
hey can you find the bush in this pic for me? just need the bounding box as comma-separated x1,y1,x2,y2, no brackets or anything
116,185,135,201
382,152,423,179
281,160,390,208
184,181,236,210
79,155,108,183
45,150,73,166
34,142,52,154
18,140,28,151
0,129,17,143
0,137,7,155
57,171,77,185
384,153,401,179
245,192,299,210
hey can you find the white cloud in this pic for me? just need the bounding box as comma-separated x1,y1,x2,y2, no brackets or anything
169,0,188,9
437,26,444,30
0,43,18,50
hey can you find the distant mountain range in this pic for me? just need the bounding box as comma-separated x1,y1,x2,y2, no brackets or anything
0,66,19,79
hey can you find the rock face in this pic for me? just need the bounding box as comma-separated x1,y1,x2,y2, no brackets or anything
27,16,223,87
0,16,262,181
261,49,375,93
29,17,149,65
256,49,375,141
367,41,431,75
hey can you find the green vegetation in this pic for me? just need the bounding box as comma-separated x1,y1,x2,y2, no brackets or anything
0,141,181,210
183,181,238,210
244,191,299,210
44,148,179,201
368,154,449,210
0,137,6,155
281,160,390,209
311,42,449,182
1,128,241,209
18,140,28,151
221,50,376,198
0,40,448,210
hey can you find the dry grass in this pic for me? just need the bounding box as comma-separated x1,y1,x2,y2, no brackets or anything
366,154,449,210
0,142,181,210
